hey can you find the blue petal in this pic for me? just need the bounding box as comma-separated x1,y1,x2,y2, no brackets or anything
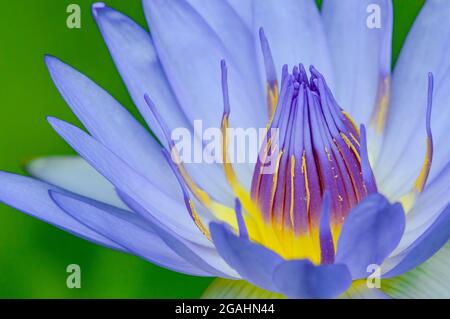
45,56,180,199
322,0,392,127
382,202,450,278
118,191,238,278
0,172,124,251
391,165,450,254
382,243,450,298
375,0,450,197
272,260,352,299
26,156,127,210
142,0,266,130
210,222,283,292
335,194,405,279
225,0,252,29
50,190,213,277
92,3,190,140
48,117,212,247
253,0,334,88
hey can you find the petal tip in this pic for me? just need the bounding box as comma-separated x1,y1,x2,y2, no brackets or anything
92,2,106,17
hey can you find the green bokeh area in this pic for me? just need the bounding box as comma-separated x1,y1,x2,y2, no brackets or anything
0,0,424,298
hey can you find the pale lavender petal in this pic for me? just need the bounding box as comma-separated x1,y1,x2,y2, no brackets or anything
210,222,283,292
322,0,392,126
382,243,450,298
26,156,127,210
50,190,212,277
119,191,239,278
382,203,450,278
253,0,334,89
335,194,405,279
45,56,180,199
375,0,450,196
143,0,266,130
392,163,450,254
0,172,124,251
48,117,212,247
92,3,190,140
272,260,352,299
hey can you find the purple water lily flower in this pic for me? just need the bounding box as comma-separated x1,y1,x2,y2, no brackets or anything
1,0,449,299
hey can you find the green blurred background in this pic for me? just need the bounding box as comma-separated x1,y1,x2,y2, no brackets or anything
0,0,424,298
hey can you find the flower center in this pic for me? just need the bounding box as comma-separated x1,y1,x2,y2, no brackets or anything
248,64,376,263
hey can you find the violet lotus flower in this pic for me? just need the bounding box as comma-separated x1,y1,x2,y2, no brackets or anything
1,0,449,299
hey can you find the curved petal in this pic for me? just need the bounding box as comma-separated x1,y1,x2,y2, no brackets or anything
45,56,180,198
339,281,391,299
50,190,215,277
382,243,450,298
26,156,127,210
92,3,190,140
48,117,211,247
143,0,266,130
253,0,334,88
0,172,124,251
390,160,450,256
118,191,238,278
335,194,405,279
375,0,450,196
322,0,392,127
202,278,285,299
226,0,253,29
210,222,283,292
382,202,450,278
272,260,352,299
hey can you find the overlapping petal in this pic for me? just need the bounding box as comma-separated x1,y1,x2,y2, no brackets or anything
47,117,212,247
375,0,450,198
253,0,334,88
382,243,450,298
92,3,190,140
142,0,266,130
0,172,124,251
335,194,405,279
45,56,180,199
50,190,222,277
322,0,392,127
26,156,127,210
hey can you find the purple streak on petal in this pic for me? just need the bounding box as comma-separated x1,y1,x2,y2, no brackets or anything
319,191,335,264
360,125,377,193
383,202,450,278
335,193,405,279
210,222,283,291
272,259,352,299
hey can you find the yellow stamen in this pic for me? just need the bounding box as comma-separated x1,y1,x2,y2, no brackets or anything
340,133,361,162
267,82,279,119
370,76,391,133
188,199,211,240
289,155,295,227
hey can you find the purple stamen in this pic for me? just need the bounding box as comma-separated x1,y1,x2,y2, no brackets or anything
319,191,335,264
251,64,377,238
234,199,248,240
259,27,277,89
